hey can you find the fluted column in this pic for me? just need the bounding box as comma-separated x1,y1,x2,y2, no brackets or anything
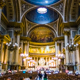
16,33,20,65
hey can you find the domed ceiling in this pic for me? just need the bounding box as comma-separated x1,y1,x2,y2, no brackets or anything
29,26,55,43
26,8,59,24
25,0,60,5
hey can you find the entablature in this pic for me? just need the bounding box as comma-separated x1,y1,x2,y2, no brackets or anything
74,34,80,44
0,34,11,43
53,36,64,42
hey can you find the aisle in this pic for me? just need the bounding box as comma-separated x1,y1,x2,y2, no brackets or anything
36,76,44,80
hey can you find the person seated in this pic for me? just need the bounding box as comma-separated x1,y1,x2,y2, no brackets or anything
7,77,11,80
20,77,24,80
29,76,32,79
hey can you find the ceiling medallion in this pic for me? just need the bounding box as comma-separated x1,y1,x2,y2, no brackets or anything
37,7,47,14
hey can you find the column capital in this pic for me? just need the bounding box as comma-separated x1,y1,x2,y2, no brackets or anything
63,31,70,35
14,30,21,35
1,39,3,42
0,0,5,9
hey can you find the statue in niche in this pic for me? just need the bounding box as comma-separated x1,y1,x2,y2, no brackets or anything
22,4,26,12
39,58,45,66
28,23,31,30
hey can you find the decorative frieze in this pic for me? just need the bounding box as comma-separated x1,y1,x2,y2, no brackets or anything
0,0,5,8
51,1,63,15
21,1,33,16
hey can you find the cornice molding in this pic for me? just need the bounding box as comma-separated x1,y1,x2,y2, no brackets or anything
74,34,80,44
1,12,9,25
60,22,77,28
0,0,5,9
29,53,55,57
29,42,55,46
20,36,31,41
0,34,11,43
53,36,64,42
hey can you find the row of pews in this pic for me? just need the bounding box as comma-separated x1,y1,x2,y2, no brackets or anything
47,73,80,80
1,71,80,80
0,71,38,80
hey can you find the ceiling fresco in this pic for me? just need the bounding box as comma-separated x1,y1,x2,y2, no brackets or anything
25,0,60,6
26,8,59,24
29,26,55,43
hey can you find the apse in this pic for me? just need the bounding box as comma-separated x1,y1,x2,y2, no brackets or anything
25,0,60,5
29,26,55,43
26,7,59,24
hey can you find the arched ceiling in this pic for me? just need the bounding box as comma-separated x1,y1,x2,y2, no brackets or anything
29,26,55,43
25,0,60,6
26,7,59,24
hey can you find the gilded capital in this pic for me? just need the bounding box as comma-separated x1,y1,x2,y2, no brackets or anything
14,30,21,35
63,31,70,35
0,0,5,9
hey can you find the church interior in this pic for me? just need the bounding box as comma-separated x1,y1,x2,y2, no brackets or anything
0,0,80,80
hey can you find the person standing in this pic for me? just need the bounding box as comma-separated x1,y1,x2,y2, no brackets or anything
38,71,42,80
44,72,47,80
7,77,11,80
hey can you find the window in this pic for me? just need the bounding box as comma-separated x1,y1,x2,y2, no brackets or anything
72,31,77,38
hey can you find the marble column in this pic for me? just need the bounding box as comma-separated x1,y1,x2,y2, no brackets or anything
72,51,75,65
4,45,8,70
57,43,60,65
64,34,69,65
61,41,63,52
76,46,79,71
16,34,20,65
1,40,4,63
4,45,8,64
27,41,29,56
24,44,27,67
37,57,38,66
21,41,23,66
46,57,47,66
55,42,58,69
0,40,4,72
9,51,13,65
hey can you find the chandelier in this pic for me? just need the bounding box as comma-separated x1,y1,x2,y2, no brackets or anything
6,41,18,51
20,53,32,61
66,42,78,52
